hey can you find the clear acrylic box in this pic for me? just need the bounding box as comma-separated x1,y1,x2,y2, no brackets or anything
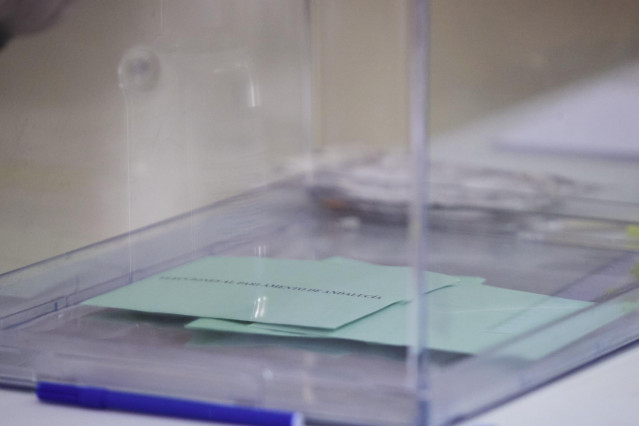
0,1,426,425
2,1,639,425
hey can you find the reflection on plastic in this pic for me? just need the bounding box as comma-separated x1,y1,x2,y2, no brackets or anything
118,47,161,92
253,296,268,320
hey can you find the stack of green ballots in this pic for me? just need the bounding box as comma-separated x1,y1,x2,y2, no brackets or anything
85,256,633,358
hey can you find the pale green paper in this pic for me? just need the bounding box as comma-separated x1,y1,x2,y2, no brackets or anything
495,300,636,359
84,256,458,329
187,278,631,357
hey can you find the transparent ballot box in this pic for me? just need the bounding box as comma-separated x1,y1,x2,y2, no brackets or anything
1,1,639,425
0,1,427,425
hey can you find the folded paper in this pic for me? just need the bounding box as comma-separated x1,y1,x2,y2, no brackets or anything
84,256,458,329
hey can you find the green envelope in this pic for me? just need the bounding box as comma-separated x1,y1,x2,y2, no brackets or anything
186,278,634,358
84,256,459,329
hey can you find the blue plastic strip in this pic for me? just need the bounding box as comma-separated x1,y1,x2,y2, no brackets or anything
37,382,303,426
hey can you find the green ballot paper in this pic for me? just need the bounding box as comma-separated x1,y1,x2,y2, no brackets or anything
186,278,634,358
84,256,459,329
